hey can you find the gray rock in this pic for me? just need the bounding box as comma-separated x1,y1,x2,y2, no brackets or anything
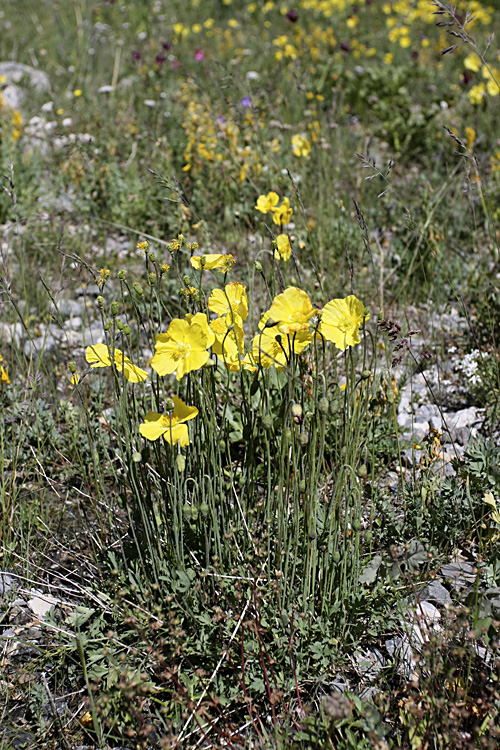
402,448,425,468
411,422,429,441
419,580,452,606
455,426,471,446
385,635,416,678
451,407,483,430
0,62,50,92
0,571,17,597
416,404,440,422
441,558,477,589
0,62,51,112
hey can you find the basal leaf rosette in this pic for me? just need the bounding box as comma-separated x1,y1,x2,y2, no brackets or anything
318,295,369,352
85,343,148,383
151,313,214,381
139,396,198,447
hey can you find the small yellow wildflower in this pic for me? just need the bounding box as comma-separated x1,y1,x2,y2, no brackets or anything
139,396,198,446
468,83,486,105
137,240,150,254
291,134,311,158
208,282,248,325
275,234,292,262
151,315,212,381
86,344,148,383
252,314,312,371
255,191,280,214
210,316,245,371
190,254,235,273
318,295,369,351
272,197,293,227
464,53,481,72
267,287,316,334
0,355,10,385
97,268,111,288
73,89,83,97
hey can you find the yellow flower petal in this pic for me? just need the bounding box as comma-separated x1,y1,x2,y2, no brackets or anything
267,287,315,334
318,295,369,351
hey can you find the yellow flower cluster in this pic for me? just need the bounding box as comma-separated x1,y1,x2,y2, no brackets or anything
81,235,368,449
255,192,293,227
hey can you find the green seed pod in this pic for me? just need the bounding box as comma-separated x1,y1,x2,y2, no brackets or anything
117,269,127,281
365,530,373,543
97,295,104,308
332,551,341,564
421,487,427,504
318,397,329,414
386,390,394,404
190,506,199,521
254,260,263,273
68,361,77,374
298,432,308,446
352,518,361,532
200,502,209,516
176,454,186,473
164,398,174,412
361,369,372,380
291,403,303,419
116,319,124,331
183,275,191,286
123,324,131,336
250,376,259,396
132,452,142,463
298,480,306,493
111,301,119,317
148,251,156,263
148,272,156,286
104,321,112,332
357,464,368,478
133,282,143,296
262,415,273,431
183,503,192,518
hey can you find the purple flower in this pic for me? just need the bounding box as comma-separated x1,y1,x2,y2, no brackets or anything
240,96,251,108
162,40,172,51
156,52,166,65
194,49,205,62
132,50,142,61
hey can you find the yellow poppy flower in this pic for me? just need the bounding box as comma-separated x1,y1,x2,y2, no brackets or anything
252,320,312,371
318,295,369,351
85,343,148,383
210,316,245,371
208,282,248,325
139,396,198,446
291,134,311,158
255,191,280,214
190,254,236,272
152,317,211,380
275,234,292,262
272,197,293,227
267,287,316,334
